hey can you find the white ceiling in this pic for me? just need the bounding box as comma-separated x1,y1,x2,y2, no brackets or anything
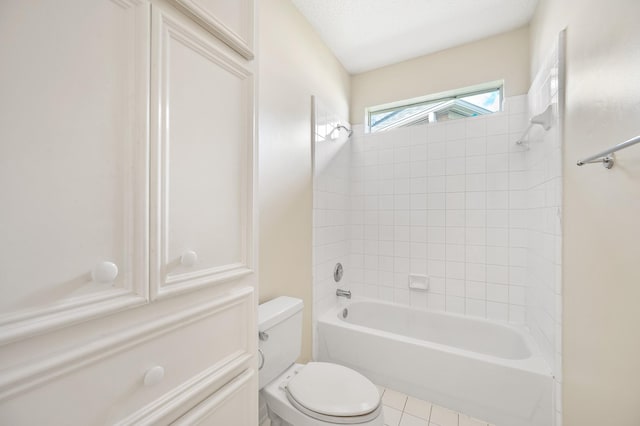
291,0,538,74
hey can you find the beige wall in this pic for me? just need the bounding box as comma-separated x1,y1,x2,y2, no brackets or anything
530,1,640,425
350,26,530,125
258,0,350,362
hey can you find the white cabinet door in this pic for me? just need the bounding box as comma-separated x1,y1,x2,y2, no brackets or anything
150,5,255,300
0,0,149,344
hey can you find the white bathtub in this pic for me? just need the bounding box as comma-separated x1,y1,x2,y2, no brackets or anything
317,299,553,426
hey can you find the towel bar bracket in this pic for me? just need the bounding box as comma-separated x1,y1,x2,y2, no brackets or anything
576,155,614,169
577,134,639,169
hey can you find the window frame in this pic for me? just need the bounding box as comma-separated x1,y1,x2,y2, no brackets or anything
365,81,504,133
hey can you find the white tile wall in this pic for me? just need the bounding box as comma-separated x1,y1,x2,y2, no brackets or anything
525,32,564,426
311,98,352,359
349,96,531,323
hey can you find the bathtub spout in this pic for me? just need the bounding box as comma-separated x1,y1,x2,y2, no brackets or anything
336,289,351,299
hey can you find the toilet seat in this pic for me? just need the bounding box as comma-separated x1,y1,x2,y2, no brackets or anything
284,362,381,424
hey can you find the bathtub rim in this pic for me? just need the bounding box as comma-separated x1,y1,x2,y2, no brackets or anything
318,297,552,377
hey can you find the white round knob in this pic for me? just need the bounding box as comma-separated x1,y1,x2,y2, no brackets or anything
181,250,198,267
144,366,165,387
91,261,118,283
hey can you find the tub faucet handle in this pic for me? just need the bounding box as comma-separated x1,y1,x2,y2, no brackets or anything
336,289,351,299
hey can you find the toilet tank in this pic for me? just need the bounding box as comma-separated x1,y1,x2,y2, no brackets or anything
258,296,303,389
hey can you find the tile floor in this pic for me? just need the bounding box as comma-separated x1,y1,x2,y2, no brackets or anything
378,385,495,426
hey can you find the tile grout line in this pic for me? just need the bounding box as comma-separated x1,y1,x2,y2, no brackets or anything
397,395,408,425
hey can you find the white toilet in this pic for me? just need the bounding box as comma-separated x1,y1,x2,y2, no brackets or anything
258,296,384,426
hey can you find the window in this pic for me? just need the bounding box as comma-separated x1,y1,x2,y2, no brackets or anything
367,82,503,133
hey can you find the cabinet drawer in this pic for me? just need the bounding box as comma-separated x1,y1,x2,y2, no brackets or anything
0,287,255,425
172,368,256,426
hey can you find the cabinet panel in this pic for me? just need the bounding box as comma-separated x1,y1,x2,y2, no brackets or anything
151,6,255,300
0,0,149,343
0,287,255,425
169,0,254,59
172,369,257,426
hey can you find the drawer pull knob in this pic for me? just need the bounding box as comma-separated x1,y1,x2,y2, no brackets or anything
91,261,118,283
144,366,165,386
180,250,198,267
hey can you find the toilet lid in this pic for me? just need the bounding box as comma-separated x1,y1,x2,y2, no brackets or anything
285,362,380,418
